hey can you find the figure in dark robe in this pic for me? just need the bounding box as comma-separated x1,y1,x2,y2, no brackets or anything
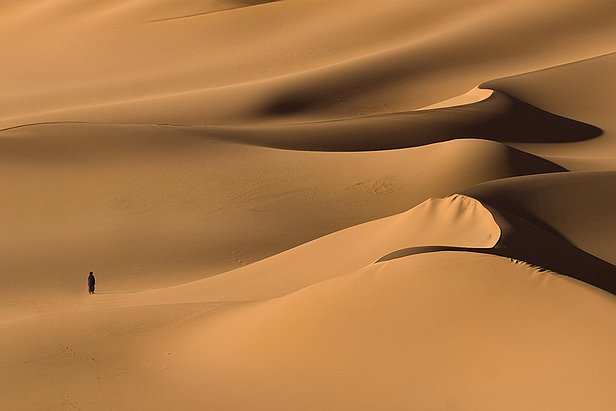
88,272,96,294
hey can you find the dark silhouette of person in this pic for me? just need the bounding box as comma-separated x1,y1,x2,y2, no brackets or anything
88,272,96,294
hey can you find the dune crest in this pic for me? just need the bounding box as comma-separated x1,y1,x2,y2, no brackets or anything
416,86,494,110
86,194,500,308
380,195,616,295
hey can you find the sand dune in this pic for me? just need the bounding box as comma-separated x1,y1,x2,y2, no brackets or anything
465,171,616,264
1,0,615,409
195,90,601,151
1,0,614,128
180,252,616,411
380,194,616,294
3,195,615,409
484,52,616,159
2,253,615,410
88,194,500,308
0,127,565,317
417,86,494,110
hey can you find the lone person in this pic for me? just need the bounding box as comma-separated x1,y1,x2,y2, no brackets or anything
88,271,96,294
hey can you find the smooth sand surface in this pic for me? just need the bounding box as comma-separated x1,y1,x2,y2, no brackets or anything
1,1,615,410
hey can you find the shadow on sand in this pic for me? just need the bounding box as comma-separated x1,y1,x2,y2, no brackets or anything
377,205,616,295
214,90,602,151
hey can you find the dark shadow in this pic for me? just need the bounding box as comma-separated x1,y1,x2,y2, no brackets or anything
376,207,616,295
455,91,602,143
266,95,310,116
462,172,616,249
220,91,602,151
464,181,570,243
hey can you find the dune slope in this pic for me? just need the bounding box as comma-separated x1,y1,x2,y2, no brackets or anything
2,252,614,410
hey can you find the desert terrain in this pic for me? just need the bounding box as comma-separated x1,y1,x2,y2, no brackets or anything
0,0,615,409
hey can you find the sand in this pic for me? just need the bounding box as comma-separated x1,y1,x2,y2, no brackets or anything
1,0,615,409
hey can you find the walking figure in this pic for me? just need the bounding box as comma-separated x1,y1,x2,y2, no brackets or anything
88,271,96,294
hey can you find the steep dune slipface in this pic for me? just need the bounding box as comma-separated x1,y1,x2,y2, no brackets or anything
465,171,616,264
483,52,616,160
379,199,616,295
200,90,601,151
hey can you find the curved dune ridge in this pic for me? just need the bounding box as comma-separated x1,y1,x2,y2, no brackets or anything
87,194,501,308
378,195,616,295
416,86,494,110
1,0,615,410
197,89,603,151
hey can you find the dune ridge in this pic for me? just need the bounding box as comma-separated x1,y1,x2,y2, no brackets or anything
379,195,616,295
